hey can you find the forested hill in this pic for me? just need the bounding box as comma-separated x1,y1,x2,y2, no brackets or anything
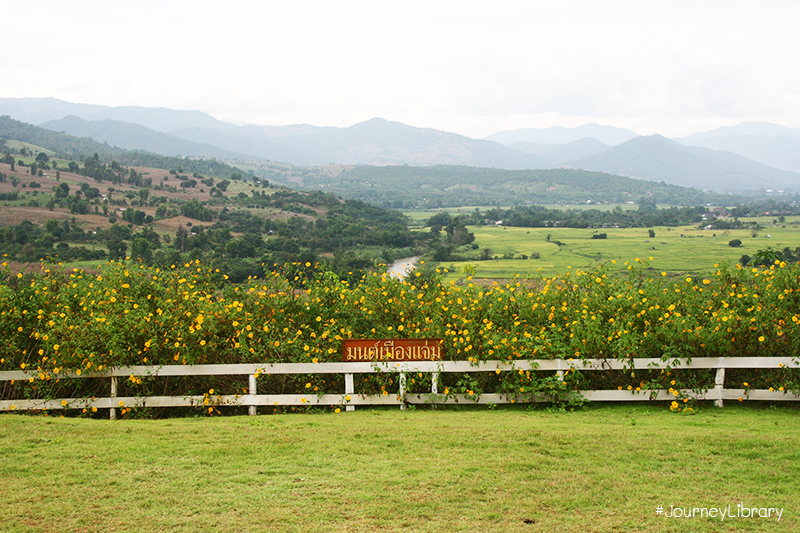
0,115,246,180
299,165,737,208
0,117,463,282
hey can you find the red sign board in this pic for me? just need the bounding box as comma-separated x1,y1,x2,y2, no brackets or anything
342,338,443,362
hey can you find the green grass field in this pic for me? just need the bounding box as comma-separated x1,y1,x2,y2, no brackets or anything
436,217,800,279
1,405,797,532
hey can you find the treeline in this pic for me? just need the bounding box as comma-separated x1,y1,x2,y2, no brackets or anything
425,200,800,230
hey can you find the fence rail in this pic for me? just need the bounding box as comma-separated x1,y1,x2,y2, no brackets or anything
1,357,798,418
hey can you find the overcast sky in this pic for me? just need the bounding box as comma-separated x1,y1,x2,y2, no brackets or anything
4,1,799,138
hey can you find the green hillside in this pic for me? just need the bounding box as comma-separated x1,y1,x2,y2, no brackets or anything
299,165,747,208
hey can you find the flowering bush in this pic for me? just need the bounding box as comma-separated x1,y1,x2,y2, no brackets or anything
1,257,799,413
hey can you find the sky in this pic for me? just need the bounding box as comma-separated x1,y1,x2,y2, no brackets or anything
4,1,800,139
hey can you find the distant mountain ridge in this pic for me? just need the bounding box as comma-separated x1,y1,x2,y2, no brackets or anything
1,97,799,191
566,135,800,190
484,124,640,146
678,122,800,143
509,138,609,167
40,115,253,160
676,122,800,173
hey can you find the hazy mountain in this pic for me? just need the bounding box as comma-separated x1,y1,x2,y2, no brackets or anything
675,122,800,173
0,115,246,178
507,141,556,156
679,122,800,143
170,118,548,169
0,97,232,133
168,124,327,166
485,124,639,146
40,116,255,160
680,136,800,173
567,135,800,190
511,137,610,166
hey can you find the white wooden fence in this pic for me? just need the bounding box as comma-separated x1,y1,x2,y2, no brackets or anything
1,357,798,418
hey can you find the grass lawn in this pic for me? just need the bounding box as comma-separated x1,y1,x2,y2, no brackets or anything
1,404,798,532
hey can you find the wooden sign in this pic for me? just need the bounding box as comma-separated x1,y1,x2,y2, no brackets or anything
342,338,443,362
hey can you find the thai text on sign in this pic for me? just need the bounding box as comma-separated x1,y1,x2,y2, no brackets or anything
342,338,443,362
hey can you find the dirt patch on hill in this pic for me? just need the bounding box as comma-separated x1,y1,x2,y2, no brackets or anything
152,216,204,233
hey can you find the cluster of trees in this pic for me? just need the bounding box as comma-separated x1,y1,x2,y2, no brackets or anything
0,219,105,262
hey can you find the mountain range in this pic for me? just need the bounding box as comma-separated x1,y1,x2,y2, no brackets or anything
2,97,799,191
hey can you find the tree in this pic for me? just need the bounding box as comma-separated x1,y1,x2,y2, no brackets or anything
130,237,153,264
175,225,189,252
648,229,656,238
107,238,127,261
54,182,70,199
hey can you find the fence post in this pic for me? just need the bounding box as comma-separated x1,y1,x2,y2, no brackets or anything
345,373,355,412
249,373,257,416
715,368,725,408
109,376,117,420
399,373,407,410
431,370,439,409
